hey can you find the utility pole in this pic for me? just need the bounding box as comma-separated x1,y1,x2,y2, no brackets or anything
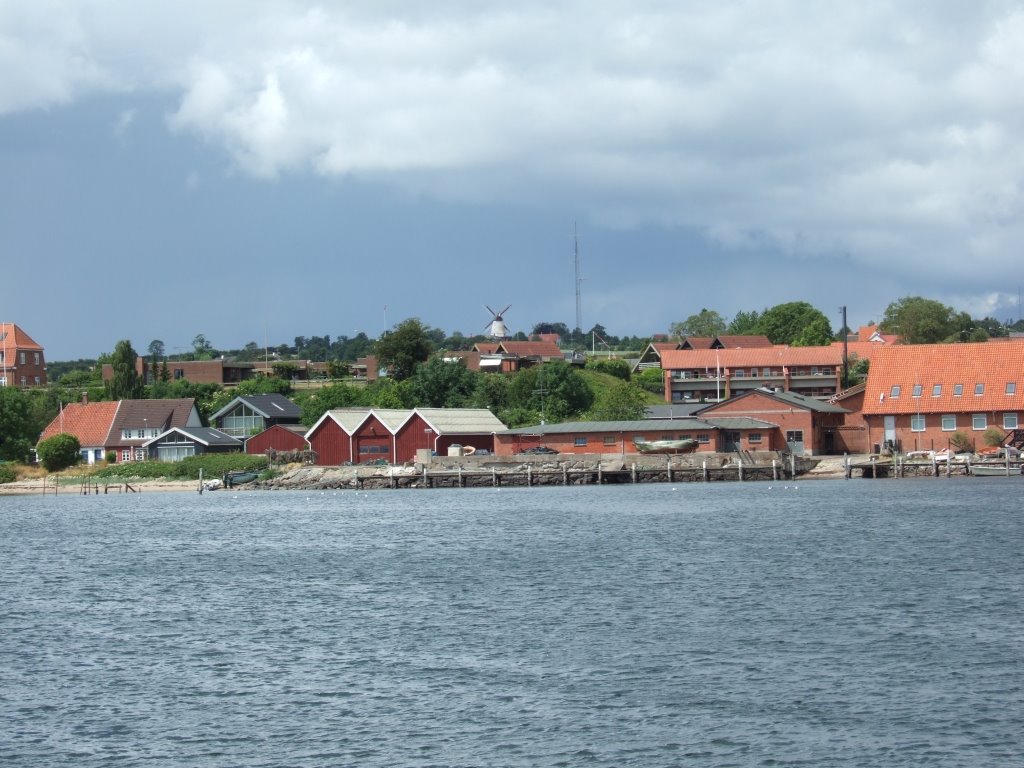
840,305,849,385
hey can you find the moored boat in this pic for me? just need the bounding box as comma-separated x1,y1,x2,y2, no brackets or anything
971,464,1022,476
634,438,698,454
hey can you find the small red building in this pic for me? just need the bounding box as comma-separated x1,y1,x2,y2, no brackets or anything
245,424,309,456
696,388,848,456
306,407,508,465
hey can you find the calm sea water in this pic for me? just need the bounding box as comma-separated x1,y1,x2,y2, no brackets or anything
1,479,1021,767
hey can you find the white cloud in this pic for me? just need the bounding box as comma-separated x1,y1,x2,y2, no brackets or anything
2,1,1023,313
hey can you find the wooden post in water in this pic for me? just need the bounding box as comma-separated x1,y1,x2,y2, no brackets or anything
527,464,532,487
667,457,674,483
773,459,779,481
738,458,744,482
631,463,637,483
562,463,568,486
871,456,877,478
702,460,708,482
844,453,850,480
198,468,204,495
931,453,937,477
493,467,498,487
597,464,603,484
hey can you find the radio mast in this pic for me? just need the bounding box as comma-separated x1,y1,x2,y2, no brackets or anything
574,223,583,333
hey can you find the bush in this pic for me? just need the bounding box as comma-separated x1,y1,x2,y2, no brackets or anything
949,431,973,453
0,463,17,484
94,453,270,480
982,427,1006,448
635,367,666,395
37,433,81,471
586,358,632,381
105,451,116,463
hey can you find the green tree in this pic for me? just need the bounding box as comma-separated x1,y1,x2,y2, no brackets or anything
946,311,989,343
375,318,435,381
471,373,512,411
297,383,371,425
37,433,81,471
106,339,144,400
192,333,214,360
759,302,832,345
792,316,835,347
880,296,956,344
0,387,36,461
590,380,648,421
669,309,727,340
508,361,594,422
727,310,763,335
407,357,481,408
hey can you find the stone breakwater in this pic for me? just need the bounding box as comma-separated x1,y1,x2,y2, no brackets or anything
255,452,846,492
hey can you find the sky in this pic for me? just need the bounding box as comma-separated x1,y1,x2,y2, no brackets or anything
2,1,1023,361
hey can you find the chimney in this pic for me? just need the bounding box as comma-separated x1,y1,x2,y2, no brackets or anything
81,391,88,405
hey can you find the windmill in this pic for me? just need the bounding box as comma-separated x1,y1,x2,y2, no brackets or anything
484,305,512,339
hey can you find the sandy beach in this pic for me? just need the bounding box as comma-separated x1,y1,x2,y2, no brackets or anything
0,478,205,496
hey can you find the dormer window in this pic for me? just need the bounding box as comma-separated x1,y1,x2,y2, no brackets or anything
975,383,985,395
912,384,922,397
932,384,942,397
953,384,963,397
890,385,901,398
1006,382,1016,395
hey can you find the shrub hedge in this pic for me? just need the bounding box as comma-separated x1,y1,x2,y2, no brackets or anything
95,453,269,480
0,463,17,484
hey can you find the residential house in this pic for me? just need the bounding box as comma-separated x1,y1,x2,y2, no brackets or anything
660,346,844,404
143,427,242,461
210,393,302,438
860,342,1024,454
38,397,202,463
631,335,773,374
38,399,120,464
470,340,565,373
0,322,47,387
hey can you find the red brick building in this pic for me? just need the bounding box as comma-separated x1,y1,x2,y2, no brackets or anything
860,342,1024,454
661,346,844,404
696,388,849,455
0,323,47,387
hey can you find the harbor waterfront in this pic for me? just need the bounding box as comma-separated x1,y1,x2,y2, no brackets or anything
2,480,1021,767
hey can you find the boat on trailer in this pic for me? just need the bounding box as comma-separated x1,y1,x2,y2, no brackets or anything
634,438,698,455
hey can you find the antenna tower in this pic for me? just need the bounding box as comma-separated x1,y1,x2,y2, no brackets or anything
574,223,583,332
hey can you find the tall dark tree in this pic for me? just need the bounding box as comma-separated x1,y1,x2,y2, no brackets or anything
727,310,763,335
106,339,144,400
408,357,480,408
0,386,36,461
758,302,832,345
508,361,594,422
375,318,435,381
880,296,956,344
670,309,727,340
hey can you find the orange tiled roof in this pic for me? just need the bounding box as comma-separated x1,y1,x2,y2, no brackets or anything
661,346,843,370
715,335,773,348
38,401,120,446
862,342,1024,415
496,341,563,358
681,337,716,349
831,340,892,361
0,323,44,351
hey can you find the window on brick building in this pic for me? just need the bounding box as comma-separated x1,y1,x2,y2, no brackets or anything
941,414,956,431
1003,413,1018,430
972,413,987,430
910,414,925,432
